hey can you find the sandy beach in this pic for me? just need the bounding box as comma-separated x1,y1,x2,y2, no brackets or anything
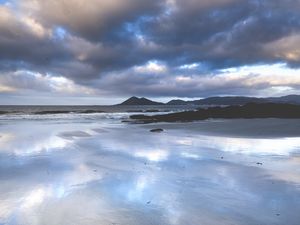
0,115,299,225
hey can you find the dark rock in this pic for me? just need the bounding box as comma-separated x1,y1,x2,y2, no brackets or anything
145,109,160,112
130,103,300,123
150,128,164,133
130,114,150,120
80,110,105,114
126,110,143,112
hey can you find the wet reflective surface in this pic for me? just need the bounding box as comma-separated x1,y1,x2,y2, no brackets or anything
0,116,300,225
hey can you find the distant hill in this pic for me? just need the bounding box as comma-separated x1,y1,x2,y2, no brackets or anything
166,95,300,105
119,96,164,105
166,96,267,105
192,96,267,105
119,95,300,106
167,99,188,105
266,95,300,104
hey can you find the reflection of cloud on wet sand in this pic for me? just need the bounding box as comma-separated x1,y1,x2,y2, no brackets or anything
0,131,68,156
135,149,169,162
171,132,300,156
215,137,300,156
0,119,300,224
58,131,92,140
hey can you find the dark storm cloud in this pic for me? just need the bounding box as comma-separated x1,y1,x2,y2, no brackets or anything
1,0,300,101
141,0,300,67
27,0,163,42
0,1,164,83
0,6,69,64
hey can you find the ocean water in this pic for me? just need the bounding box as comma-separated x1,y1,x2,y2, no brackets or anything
0,108,300,225
0,105,198,114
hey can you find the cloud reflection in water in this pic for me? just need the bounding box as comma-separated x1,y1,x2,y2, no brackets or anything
0,118,299,225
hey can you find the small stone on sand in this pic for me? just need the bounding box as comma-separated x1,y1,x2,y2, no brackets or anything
150,128,164,133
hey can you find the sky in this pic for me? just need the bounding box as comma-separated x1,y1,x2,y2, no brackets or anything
0,0,300,104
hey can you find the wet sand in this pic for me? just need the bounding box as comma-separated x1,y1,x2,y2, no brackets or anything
0,116,300,225
142,118,300,138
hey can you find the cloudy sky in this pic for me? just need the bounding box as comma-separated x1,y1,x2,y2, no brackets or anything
1,0,300,104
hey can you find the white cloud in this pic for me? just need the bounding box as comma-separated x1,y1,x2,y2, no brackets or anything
264,33,300,62
95,63,300,98
179,63,199,70
0,70,96,95
22,16,51,38
134,61,168,74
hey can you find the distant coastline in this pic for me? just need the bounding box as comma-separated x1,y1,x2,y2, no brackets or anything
119,95,300,106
